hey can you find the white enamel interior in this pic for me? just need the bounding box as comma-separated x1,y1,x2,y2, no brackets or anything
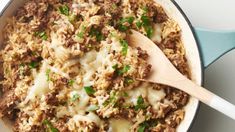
0,0,202,131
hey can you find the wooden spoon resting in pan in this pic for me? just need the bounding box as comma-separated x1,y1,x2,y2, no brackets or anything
128,30,235,120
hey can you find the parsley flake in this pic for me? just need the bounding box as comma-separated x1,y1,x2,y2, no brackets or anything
84,86,95,95
43,119,59,132
58,5,69,16
120,39,129,56
46,69,51,82
29,61,39,69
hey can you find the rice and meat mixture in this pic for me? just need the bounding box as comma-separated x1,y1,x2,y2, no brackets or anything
0,0,190,131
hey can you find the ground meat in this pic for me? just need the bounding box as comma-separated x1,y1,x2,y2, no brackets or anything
137,47,149,60
24,1,38,17
45,92,59,106
142,64,152,78
164,38,177,49
103,1,121,19
53,119,69,132
0,89,18,119
155,7,168,23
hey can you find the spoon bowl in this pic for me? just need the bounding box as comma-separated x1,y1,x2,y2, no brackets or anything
128,30,235,120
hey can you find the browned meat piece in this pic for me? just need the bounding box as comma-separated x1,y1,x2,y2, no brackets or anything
53,119,69,132
0,89,18,118
155,7,168,23
24,1,38,17
165,38,177,49
45,92,59,106
137,47,149,60
103,1,121,19
142,64,152,78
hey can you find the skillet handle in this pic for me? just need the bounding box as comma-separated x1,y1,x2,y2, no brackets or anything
194,27,235,67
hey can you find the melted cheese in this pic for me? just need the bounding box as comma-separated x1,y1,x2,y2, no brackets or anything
50,32,70,62
151,23,162,43
72,112,101,125
25,62,49,101
109,119,132,132
147,87,166,110
56,89,90,117
126,83,148,105
80,50,98,86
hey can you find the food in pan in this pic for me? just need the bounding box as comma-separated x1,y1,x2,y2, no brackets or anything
0,0,190,131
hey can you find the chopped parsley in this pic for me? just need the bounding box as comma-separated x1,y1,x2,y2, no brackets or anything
46,69,51,82
68,79,75,86
136,21,142,29
113,65,131,76
117,65,130,76
76,26,86,38
120,39,129,56
58,5,69,16
29,61,39,69
71,93,79,101
112,64,118,70
118,16,135,32
138,120,159,132
120,17,135,24
135,15,154,38
89,26,104,42
43,119,59,132
124,77,134,85
145,25,153,38
35,31,48,40
68,14,77,23
122,92,129,97
141,15,151,25
138,124,146,132
84,86,95,95
134,95,147,111
103,91,118,107
142,6,148,14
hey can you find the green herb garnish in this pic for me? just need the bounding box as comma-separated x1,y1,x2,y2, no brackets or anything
29,61,39,69
136,21,142,29
120,17,135,24
138,120,159,132
120,39,128,56
141,15,151,25
68,14,77,23
134,95,147,111
84,86,95,95
68,79,75,86
140,15,153,38
35,31,48,40
89,26,104,42
112,64,118,70
122,92,129,97
118,16,135,32
103,91,117,107
46,69,51,81
117,65,130,75
58,5,69,16
43,119,59,132
71,93,79,101
76,26,86,38
145,25,153,38
124,77,134,85
138,124,146,132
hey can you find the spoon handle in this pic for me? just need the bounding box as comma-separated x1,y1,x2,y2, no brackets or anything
209,95,235,120
170,75,235,120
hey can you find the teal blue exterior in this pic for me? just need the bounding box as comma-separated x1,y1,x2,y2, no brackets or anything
194,28,235,67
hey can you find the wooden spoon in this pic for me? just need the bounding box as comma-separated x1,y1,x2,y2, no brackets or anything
128,30,235,120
